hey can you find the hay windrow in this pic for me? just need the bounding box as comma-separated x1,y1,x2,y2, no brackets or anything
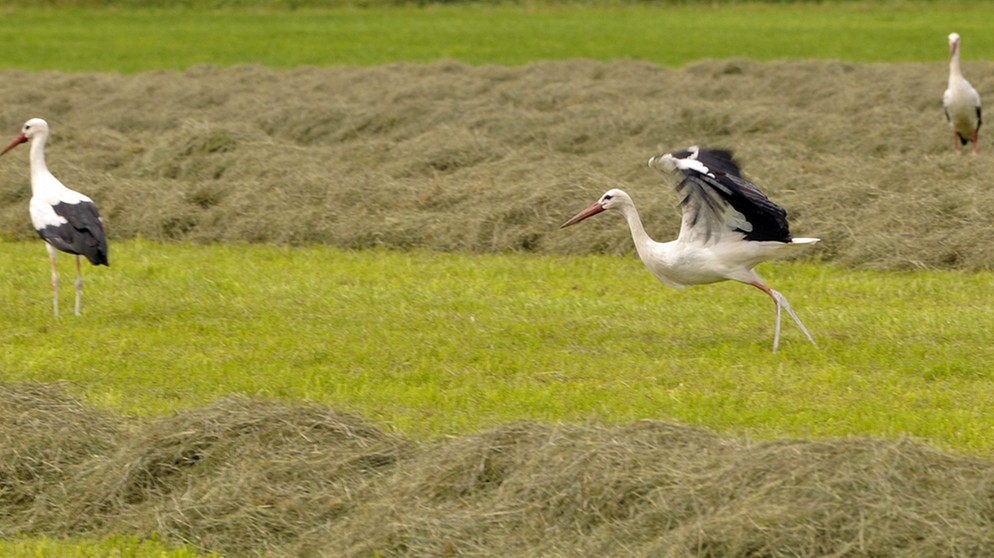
0,59,992,268
0,381,126,535
5,382,994,556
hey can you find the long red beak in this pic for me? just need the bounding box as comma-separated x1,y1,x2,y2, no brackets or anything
560,202,605,228
1,133,27,156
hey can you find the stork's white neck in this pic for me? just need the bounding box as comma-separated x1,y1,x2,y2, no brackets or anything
616,201,658,262
949,45,964,80
28,132,51,191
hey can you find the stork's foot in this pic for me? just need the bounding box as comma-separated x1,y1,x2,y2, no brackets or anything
770,288,815,347
753,282,815,352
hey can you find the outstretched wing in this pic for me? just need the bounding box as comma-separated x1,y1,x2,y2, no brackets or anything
648,147,792,245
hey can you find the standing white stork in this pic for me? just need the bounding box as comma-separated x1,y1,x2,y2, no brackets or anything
560,147,817,352
2,118,109,316
943,32,982,155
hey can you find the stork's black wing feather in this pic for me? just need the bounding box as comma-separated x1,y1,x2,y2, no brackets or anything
38,201,109,266
684,148,744,179
669,148,792,244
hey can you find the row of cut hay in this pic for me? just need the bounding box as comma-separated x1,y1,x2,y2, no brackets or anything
3,381,994,556
0,60,993,269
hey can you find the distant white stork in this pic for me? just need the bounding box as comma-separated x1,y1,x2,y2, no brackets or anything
943,32,982,155
561,147,817,352
2,118,109,316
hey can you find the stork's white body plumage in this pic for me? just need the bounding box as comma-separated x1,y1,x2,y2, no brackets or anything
2,118,109,316
943,32,982,155
561,147,817,352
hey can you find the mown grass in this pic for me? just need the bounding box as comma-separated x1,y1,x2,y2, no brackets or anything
3,240,994,456
1,3,994,72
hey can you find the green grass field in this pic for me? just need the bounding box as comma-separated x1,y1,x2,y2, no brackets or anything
2,3,994,72
4,240,994,455
0,536,214,558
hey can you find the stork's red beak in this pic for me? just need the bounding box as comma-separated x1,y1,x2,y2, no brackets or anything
560,202,605,228
1,133,27,156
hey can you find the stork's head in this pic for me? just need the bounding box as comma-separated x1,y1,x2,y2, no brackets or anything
949,32,961,58
2,118,49,156
560,188,632,228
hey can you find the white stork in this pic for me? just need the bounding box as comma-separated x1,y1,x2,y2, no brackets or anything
2,118,109,316
943,32,982,155
560,147,817,352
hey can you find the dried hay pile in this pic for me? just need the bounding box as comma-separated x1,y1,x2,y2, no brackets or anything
0,382,125,528
0,59,992,269
4,381,994,556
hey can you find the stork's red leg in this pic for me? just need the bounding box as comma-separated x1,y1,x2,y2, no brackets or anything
74,255,82,316
46,244,59,317
751,281,815,352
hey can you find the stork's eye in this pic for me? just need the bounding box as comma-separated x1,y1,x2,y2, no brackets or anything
602,195,613,201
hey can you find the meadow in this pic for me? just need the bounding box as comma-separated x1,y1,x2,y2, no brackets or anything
3,1,994,556
5,241,994,449
2,2,994,71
